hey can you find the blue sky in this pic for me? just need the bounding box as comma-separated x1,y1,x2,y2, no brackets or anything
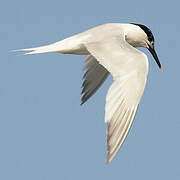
1,0,180,179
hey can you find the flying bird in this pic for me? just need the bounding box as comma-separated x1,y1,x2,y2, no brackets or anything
14,23,162,163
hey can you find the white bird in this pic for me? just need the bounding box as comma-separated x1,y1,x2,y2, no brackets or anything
14,23,162,164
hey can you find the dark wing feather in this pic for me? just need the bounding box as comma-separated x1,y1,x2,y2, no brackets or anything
81,55,109,104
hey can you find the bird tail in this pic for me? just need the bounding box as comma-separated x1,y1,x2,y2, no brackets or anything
12,40,70,55
12,32,88,55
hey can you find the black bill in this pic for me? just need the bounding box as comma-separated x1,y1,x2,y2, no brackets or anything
148,46,162,71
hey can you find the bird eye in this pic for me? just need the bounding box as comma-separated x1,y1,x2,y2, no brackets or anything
148,37,153,42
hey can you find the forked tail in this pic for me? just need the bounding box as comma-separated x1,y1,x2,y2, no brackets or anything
12,35,87,55
12,40,70,55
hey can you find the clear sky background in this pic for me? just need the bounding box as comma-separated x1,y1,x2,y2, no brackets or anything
1,0,180,179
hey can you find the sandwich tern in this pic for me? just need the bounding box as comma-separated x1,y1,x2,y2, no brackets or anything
15,23,162,163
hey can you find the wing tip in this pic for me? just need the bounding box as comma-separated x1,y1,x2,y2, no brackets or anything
80,100,85,106
106,152,114,164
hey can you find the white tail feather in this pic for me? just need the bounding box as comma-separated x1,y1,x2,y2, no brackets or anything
12,34,89,55
13,41,67,55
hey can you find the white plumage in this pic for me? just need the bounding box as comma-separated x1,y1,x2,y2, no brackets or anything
14,23,161,163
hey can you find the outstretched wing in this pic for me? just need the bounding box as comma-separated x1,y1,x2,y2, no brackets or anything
105,73,140,163
81,55,109,104
84,37,149,163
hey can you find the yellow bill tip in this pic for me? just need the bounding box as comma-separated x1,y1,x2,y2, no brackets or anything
160,67,163,72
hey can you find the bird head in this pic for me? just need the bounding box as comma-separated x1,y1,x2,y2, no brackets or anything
126,23,162,71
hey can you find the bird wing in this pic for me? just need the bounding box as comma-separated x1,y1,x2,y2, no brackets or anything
84,37,149,163
81,55,109,104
